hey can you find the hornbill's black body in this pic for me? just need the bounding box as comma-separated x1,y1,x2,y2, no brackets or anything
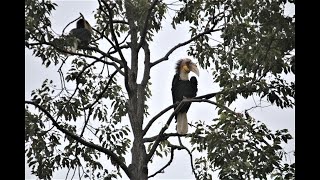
69,19,93,51
172,75,198,113
171,59,199,134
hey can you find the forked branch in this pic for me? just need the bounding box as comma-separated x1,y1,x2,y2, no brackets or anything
148,142,199,179
145,97,240,163
143,92,219,136
147,146,175,178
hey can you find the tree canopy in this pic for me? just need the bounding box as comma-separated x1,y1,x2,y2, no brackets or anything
25,0,295,179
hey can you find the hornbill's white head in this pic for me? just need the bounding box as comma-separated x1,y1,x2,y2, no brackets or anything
175,58,199,80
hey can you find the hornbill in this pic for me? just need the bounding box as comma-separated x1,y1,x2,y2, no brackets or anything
171,58,199,135
69,18,93,52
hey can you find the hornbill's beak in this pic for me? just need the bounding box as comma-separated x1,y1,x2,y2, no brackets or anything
84,20,93,34
189,62,199,76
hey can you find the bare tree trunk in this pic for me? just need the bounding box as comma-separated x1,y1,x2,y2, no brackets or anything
124,1,152,179
130,141,148,180
127,84,148,179
125,32,149,180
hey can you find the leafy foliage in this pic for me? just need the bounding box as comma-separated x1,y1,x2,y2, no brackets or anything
173,0,295,108
190,110,293,179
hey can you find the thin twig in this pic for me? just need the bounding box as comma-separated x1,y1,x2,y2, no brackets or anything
56,56,68,96
138,0,159,49
83,70,118,110
108,33,130,54
178,136,183,146
148,147,175,178
62,16,81,36
166,143,199,180
102,0,130,93
151,28,223,67
143,133,202,143
65,166,71,180
142,102,178,136
71,165,77,180
78,165,81,179
183,145,199,180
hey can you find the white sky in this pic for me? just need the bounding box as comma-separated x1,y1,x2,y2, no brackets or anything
25,1,295,179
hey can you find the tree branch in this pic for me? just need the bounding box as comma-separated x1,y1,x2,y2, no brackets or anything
147,146,175,178
148,142,199,179
85,46,123,65
141,42,151,86
102,0,130,93
26,40,125,76
62,16,81,35
26,42,96,60
167,143,199,180
83,69,118,110
107,32,130,55
142,102,178,136
26,41,121,66
143,133,201,143
146,99,186,162
143,92,219,136
25,101,131,178
138,0,159,49
150,28,223,67
146,97,240,162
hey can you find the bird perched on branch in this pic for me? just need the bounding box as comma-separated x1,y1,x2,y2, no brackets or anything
171,58,199,135
69,18,93,52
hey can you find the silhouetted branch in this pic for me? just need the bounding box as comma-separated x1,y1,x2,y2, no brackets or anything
194,92,220,99
149,142,200,179
57,61,68,95
146,100,184,162
25,101,131,178
146,97,240,162
138,0,159,49
143,133,202,143
148,146,175,178
108,44,130,55
174,144,199,180
143,102,178,136
102,0,130,94
62,16,81,35
150,28,223,67
108,33,130,54
85,46,123,65
26,40,125,76
143,92,219,136
141,42,151,86
83,70,119,110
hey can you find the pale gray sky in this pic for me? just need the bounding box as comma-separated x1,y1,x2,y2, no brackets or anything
25,1,295,179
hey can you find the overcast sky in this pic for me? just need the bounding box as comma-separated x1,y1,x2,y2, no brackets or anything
25,1,295,179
